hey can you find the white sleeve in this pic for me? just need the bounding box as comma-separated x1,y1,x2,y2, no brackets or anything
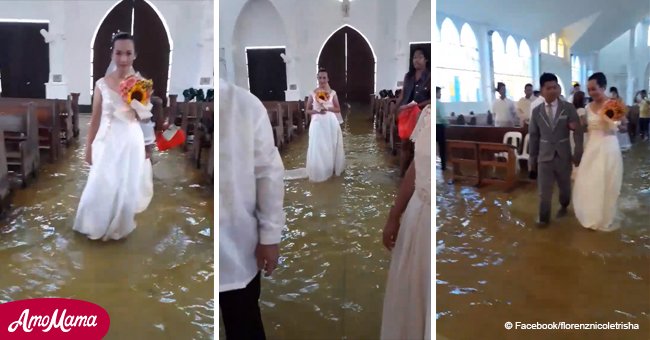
252,101,286,245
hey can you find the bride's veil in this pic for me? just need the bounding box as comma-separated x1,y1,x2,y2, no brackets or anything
104,60,135,78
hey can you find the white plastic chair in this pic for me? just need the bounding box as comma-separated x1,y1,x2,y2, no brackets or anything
496,131,522,172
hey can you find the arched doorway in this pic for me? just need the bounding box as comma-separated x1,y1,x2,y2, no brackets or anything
92,0,171,103
318,25,375,104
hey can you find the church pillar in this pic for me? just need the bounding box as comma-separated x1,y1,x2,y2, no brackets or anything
532,44,541,89
478,26,493,109
627,26,636,103
196,1,214,93
45,6,68,99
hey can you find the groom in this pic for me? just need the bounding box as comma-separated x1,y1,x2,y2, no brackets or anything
528,73,584,226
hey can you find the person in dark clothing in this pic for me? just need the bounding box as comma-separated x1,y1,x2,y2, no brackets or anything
395,47,431,176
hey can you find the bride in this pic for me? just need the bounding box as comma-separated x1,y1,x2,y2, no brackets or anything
286,68,345,182
572,72,623,231
73,32,155,240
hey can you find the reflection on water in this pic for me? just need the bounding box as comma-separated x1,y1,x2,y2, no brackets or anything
436,143,650,339
220,109,399,339
0,116,214,339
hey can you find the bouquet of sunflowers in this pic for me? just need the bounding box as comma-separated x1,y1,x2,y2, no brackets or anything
314,89,332,112
599,99,627,123
119,74,154,120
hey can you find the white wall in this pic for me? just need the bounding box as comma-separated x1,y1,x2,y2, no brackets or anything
220,0,428,99
0,0,214,105
540,54,571,97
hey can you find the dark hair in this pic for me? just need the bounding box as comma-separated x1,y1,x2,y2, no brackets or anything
407,47,430,77
609,86,618,94
573,82,580,87
588,72,607,89
525,83,533,89
317,67,328,75
496,82,505,91
572,91,585,109
539,73,558,88
111,31,135,50
533,90,540,96
436,86,441,92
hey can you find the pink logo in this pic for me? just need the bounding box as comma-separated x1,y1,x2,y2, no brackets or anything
0,298,110,339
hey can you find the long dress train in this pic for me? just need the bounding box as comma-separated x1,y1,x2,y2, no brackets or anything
572,104,623,231
381,106,431,339
285,90,345,182
73,78,154,240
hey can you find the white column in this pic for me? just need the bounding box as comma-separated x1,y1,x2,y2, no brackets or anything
532,44,541,89
627,26,636,103
45,1,68,99
196,1,214,92
478,26,493,109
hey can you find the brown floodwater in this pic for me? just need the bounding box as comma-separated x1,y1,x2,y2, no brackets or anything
0,116,214,339
436,142,650,339
219,109,401,339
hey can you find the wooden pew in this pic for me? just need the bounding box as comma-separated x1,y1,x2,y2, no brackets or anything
0,103,40,186
446,140,519,191
177,102,199,151
190,102,214,169
447,140,480,186
0,130,11,210
0,99,61,162
58,96,74,145
263,102,284,150
446,125,527,145
477,142,518,191
70,92,80,138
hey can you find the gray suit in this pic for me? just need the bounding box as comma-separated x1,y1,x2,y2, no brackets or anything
528,99,584,222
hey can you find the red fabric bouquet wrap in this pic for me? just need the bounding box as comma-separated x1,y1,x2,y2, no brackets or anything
155,125,186,151
397,105,421,139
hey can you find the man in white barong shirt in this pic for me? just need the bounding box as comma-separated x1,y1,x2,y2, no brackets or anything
219,78,285,340
516,83,537,126
492,82,518,127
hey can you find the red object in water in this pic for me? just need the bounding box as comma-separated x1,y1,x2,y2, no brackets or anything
397,105,421,139
156,127,186,151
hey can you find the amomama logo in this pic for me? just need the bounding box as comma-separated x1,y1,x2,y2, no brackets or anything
0,298,110,339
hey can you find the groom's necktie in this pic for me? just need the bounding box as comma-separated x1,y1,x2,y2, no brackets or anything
546,104,553,122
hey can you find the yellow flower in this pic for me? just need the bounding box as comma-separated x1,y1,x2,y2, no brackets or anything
127,79,153,104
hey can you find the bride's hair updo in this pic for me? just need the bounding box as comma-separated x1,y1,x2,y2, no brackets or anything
318,67,328,75
588,72,607,89
111,31,135,50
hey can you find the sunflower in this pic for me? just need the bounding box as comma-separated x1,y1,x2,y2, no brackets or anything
128,80,153,104
316,90,329,102
600,99,627,122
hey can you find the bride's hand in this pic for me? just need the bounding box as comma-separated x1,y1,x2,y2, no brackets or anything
84,146,92,165
382,216,400,251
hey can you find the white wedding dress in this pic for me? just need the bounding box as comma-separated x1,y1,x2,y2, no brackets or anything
73,78,154,240
572,104,623,231
381,106,431,339
285,90,345,182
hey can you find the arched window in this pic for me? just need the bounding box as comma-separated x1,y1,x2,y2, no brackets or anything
493,35,533,100
549,34,557,55
540,38,548,54
571,55,581,84
436,19,481,103
558,39,565,58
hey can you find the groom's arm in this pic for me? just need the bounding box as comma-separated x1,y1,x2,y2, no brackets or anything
528,109,540,172
568,105,584,166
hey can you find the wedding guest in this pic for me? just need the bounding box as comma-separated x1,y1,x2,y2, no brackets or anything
219,79,285,339
492,82,517,126
435,87,447,170
568,82,581,103
610,87,624,104
516,83,536,126
395,47,431,177
639,90,649,140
